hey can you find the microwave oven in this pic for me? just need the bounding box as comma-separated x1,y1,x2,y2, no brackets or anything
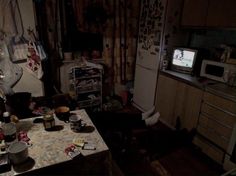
200,60,236,84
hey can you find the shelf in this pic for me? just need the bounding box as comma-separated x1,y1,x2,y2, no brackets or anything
74,74,101,80
76,88,100,94
77,98,101,108
69,65,102,111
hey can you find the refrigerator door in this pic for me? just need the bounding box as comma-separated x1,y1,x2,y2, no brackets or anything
136,46,160,71
133,0,166,111
133,64,158,111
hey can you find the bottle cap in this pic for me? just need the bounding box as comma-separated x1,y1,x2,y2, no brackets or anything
3,112,11,123
3,112,10,117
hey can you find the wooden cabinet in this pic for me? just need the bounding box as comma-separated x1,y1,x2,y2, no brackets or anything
155,75,177,128
194,91,236,164
181,0,208,27
155,74,203,131
181,0,236,28
193,135,225,164
206,0,236,27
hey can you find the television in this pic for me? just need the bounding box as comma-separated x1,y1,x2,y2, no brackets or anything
171,48,198,74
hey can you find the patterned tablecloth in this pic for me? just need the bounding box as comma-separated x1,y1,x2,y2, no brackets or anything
5,109,111,175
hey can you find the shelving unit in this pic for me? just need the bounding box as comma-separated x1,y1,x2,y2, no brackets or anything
68,65,103,112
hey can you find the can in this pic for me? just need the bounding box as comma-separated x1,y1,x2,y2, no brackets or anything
2,123,17,144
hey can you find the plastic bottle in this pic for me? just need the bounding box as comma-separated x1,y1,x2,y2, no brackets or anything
3,112,10,123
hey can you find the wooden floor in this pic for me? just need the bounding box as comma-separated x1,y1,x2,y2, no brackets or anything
93,105,225,176
153,146,224,176
111,122,225,176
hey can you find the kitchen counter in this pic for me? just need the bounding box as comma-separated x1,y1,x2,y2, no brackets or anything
160,69,236,102
160,69,214,89
5,109,111,175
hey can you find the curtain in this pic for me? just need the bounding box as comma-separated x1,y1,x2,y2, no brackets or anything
71,0,140,91
104,0,140,86
34,0,140,95
33,0,61,96
104,0,140,88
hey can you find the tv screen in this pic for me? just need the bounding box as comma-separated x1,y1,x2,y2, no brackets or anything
171,48,197,74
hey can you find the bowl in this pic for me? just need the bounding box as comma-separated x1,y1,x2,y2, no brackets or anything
55,106,70,122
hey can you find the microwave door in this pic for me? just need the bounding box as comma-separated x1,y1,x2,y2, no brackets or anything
205,65,224,77
201,60,228,83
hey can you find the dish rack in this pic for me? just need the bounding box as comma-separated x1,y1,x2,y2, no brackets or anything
68,66,102,111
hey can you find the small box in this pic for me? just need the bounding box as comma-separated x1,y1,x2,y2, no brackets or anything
82,143,96,150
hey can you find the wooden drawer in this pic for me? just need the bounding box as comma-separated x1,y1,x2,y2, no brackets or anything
203,92,236,115
201,103,236,128
198,115,231,150
193,135,224,164
198,114,233,139
197,125,229,150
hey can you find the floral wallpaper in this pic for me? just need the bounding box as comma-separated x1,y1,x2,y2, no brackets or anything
138,0,165,55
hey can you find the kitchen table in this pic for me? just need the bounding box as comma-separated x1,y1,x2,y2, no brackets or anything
5,109,111,175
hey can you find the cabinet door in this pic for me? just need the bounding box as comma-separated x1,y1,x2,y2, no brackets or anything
206,0,236,27
174,82,203,131
156,74,202,130
156,75,178,128
181,0,208,27
181,84,203,131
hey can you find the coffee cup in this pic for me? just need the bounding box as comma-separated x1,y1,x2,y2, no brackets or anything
69,115,82,132
55,106,70,122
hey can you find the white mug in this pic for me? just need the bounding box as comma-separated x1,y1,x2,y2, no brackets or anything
69,115,82,132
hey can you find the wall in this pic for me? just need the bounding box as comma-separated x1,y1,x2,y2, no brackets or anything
12,0,44,97
190,30,236,49
160,1,236,69
160,0,190,69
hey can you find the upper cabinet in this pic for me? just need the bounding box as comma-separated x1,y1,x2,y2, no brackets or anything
181,0,236,28
206,0,236,27
181,0,208,27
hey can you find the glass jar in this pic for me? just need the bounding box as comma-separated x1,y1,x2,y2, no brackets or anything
43,114,55,131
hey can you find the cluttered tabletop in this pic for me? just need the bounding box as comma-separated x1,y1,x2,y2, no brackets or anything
1,109,110,175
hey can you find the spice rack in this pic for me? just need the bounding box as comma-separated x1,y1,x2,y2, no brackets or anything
68,65,102,112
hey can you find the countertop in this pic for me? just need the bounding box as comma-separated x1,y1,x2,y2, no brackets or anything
160,69,236,102
5,109,110,175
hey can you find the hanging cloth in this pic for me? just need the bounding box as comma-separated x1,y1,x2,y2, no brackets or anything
8,35,29,63
0,0,23,38
0,38,23,95
25,40,44,79
5,0,29,63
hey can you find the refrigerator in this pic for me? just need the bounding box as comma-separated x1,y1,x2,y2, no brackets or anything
133,0,167,111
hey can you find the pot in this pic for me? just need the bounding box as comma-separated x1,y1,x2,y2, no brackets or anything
8,141,28,165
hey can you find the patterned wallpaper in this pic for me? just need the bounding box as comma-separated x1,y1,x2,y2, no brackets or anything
138,0,166,55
